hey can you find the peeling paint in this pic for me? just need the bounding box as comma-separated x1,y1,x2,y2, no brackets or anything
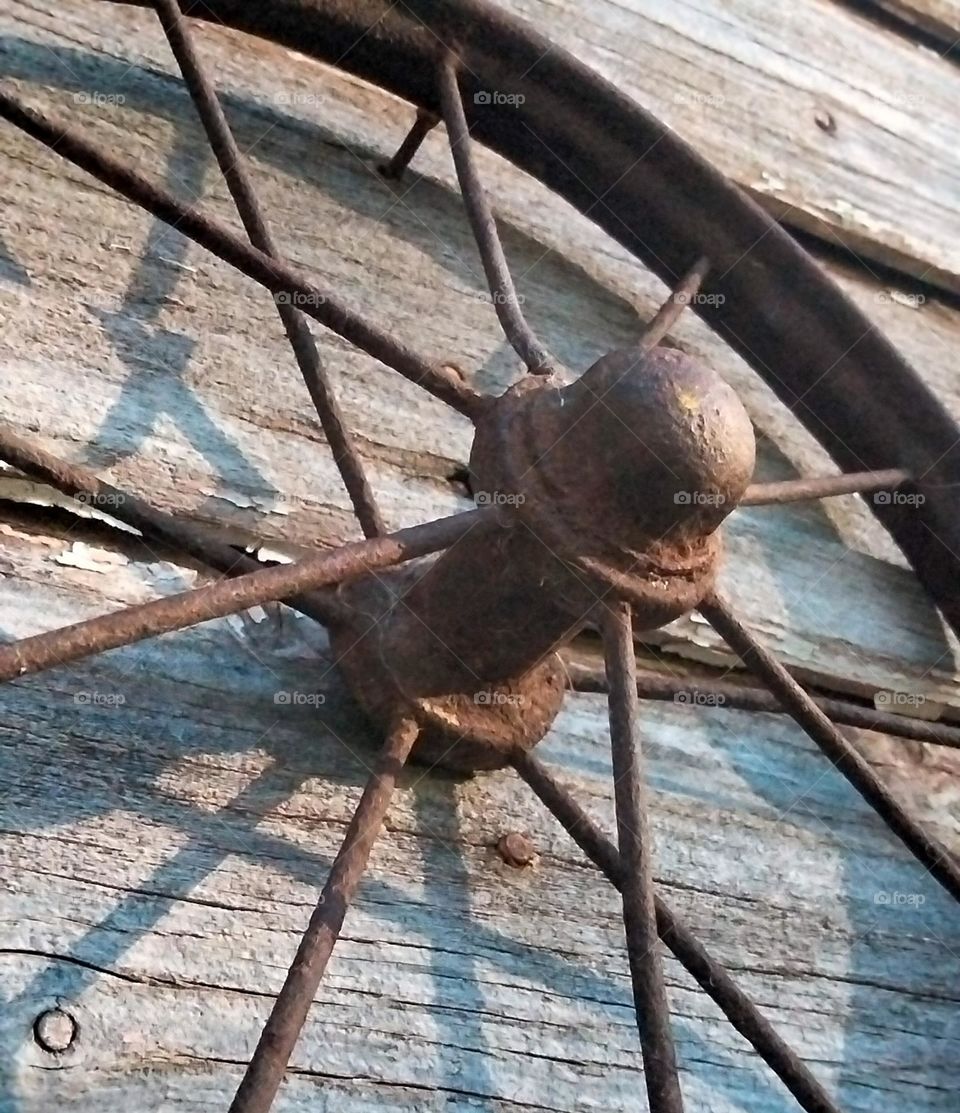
54,541,130,571
0,472,138,533
751,169,788,193
197,487,293,517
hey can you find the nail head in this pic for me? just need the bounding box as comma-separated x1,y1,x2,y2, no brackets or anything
497,831,537,867
33,1007,78,1054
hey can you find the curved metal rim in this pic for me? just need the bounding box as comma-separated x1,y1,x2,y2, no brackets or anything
4,6,959,1108
105,0,960,634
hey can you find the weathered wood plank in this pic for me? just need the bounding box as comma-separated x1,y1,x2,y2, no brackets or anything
86,0,960,293
1,525,958,1112
2,7,960,1108
2,0,960,716
501,0,960,292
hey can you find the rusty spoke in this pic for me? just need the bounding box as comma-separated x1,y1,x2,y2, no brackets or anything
638,257,710,350
380,108,438,179
0,7,953,1108
566,658,960,750
0,87,485,420
0,420,350,627
0,508,498,684
741,468,911,506
438,52,554,376
700,593,960,903
512,750,843,1113
599,602,684,1113
229,716,420,1113
152,0,384,538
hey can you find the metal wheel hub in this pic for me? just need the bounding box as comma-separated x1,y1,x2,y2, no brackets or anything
331,348,755,772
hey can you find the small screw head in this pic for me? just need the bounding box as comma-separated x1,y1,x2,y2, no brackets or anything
814,110,837,135
497,831,537,868
33,1007,78,1054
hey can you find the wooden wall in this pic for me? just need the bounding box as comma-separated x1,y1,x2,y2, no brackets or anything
1,1,958,1110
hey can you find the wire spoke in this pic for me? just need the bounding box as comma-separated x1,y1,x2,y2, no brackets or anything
152,0,385,537
438,52,554,376
229,716,420,1113
638,257,710,350
512,751,843,1113
700,593,960,903
566,658,960,750
599,602,685,1113
380,108,438,179
741,469,911,506
0,87,485,420
0,508,498,684
0,18,949,1112
0,420,350,627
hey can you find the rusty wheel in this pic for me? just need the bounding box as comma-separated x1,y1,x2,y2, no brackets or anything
1,3,958,1113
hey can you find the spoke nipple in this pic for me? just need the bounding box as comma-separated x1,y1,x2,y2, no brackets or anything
33,1007,78,1054
496,830,537,868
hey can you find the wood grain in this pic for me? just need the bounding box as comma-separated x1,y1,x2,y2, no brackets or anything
1,526,958,1111
1,2,959,1110
501,0,960,292
2,0,960,710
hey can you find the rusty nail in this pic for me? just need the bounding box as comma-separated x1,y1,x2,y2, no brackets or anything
497,831,537,867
